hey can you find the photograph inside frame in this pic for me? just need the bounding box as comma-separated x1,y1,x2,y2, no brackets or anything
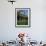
15,8,31,27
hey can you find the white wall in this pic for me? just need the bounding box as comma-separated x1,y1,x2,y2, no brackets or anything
0,0,46,42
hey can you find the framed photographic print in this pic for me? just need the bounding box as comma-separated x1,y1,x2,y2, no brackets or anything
15,8,31,27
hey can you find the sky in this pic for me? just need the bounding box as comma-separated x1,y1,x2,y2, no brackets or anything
19,10,28,16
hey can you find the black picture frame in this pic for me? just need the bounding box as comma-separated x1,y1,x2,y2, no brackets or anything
15,8,31,28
